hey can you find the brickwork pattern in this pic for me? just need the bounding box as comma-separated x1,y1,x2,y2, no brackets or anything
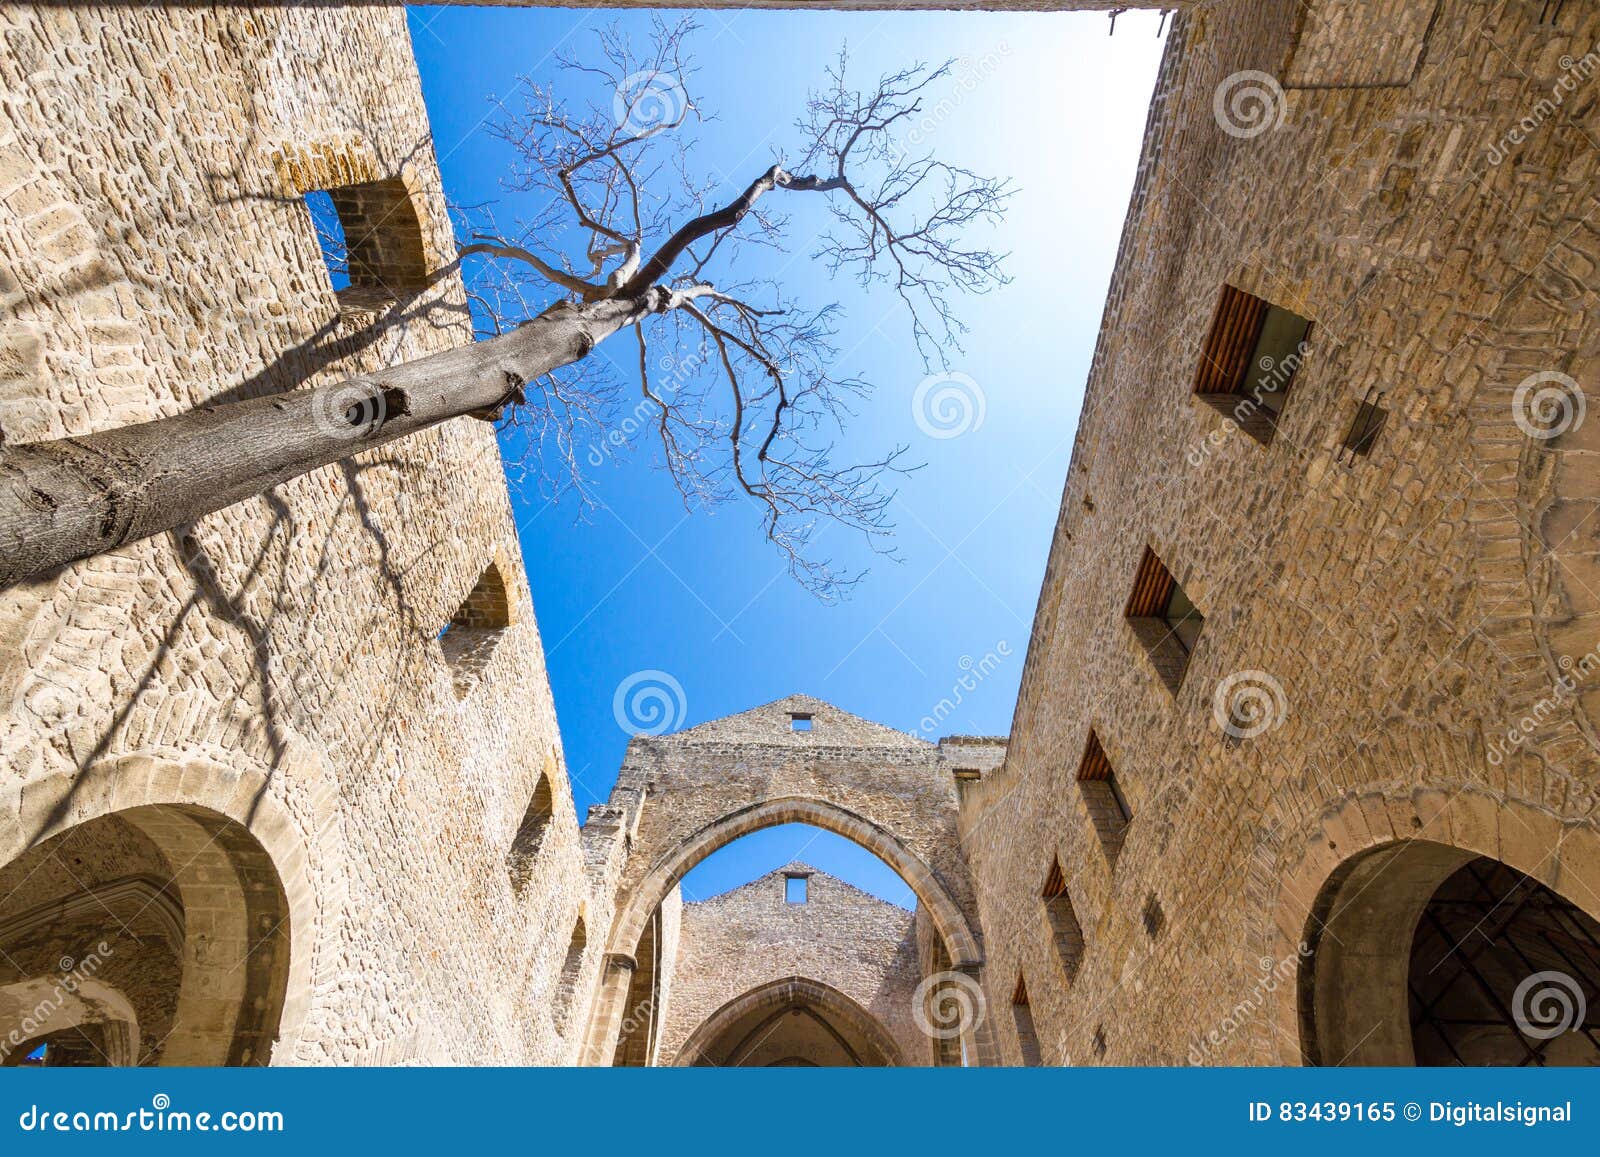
656,865,924,1066
0,5,591,1065
962,0,1600,1067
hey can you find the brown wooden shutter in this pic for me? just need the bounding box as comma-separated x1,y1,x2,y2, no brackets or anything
1124,547,1176,619
1193,284,1268,396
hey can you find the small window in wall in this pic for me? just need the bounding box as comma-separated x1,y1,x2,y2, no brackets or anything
1077,731,1131,868
553,917,587,1029
785,874,809,904
1338,389,1389,465
1142,892,1166,939
790,713,813,732
440,560,513,699
302,177,430,313
1092,1024,1108,1059
1011,975,1043,1067
1124,547,1203,695
1042,857,1085,983
507,770,555,892
1192,284,1313,446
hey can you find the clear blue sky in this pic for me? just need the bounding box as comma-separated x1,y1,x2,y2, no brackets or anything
407,4,1166,904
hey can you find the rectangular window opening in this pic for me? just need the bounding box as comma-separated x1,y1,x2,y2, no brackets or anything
1077,731,1132,868
1339,392,1389,464
1143,892,1166,939
1043,857,1086,983
1011,976,1043,1067
301,177,431,315
790,713,813,732
1124,548,1203,694
785,874,809,904
1192,285,1313,446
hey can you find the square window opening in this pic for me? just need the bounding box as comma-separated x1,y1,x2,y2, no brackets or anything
1077,731,1131,868
1340,395,1389,463
1124,548,1204,694
1193,285,1313,446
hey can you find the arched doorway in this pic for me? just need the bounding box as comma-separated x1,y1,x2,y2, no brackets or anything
589,798,989,1065
0,803,292,1066
676,977,905,1067
1302,839,1600,1066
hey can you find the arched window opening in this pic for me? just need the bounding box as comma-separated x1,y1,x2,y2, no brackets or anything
1012,974,1043,1066
624,824,926,1067
1042,857,1085,985
439,559,513,699
507,769,555,892
553,918,588,1030
301,176,430,313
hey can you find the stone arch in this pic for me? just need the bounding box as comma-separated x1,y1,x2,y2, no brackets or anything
606,796,981,967
674,977,906,1067
0,978,141,1066
0,751,320,1064
1263,787,1600,1065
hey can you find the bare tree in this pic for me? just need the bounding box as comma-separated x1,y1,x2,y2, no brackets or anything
0,18,1008,596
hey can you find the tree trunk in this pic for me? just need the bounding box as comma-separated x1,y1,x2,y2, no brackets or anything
0,296,649,589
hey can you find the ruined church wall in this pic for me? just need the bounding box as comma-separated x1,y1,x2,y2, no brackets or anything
0,4,590,1064
656,869,924,1066
962,0,1600,1066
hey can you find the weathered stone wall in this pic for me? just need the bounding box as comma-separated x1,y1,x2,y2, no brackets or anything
0,4,591,1065
963,0,1600,1067
655,865,923,1066
581,695,991,1062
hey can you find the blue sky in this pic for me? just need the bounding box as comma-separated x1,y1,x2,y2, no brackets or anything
408,4,1166,904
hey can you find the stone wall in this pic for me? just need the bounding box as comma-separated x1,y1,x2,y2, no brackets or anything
656,865,924,1066
962,0,1600,1066
0,4,591,1065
